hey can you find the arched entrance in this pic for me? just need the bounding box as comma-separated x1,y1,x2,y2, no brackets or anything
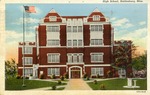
69,66,82,79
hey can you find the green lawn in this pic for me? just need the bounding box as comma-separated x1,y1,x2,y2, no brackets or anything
5,78,66,90
87,78,147,90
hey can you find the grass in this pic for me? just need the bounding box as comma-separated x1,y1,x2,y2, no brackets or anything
87,78,147,90
5,78,66,90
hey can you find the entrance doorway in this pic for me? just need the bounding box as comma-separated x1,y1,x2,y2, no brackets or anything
69,66,82,79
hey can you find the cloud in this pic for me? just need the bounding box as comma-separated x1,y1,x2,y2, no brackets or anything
110,17,116,21
13,17,39,25
6,30,35,42
115,27,147,49
112,18,133,28
139,21,146,26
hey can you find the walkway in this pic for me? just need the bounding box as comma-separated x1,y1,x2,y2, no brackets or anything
64,79,92,90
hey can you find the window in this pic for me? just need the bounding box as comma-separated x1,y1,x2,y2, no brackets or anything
67,39,83,47
73,54,78,63
91,68,104,76
79,54,83,62
68,54,72,63
67,53,83,63
73,40,77,46
73,26,77,32
91,25,102,31
49,16,57,21
78,39,83,46
91,53,103,62
47,40,59,46
22,47,32,54
24,68,33,76
78,26,82,32
93,15,100,21
91,39,103,45
48,68,60,76
47,54,60,63
23,57,32,65
67,26,71,32
67,40,72,46
47,26,59,32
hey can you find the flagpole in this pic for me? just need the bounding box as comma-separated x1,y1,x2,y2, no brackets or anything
22,5,26,87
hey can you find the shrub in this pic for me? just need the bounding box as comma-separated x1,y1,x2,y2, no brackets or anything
52,85,56,90
60,76,64,81
96,74,100,78
39,74,44,79
86,76,90,80
63,73,68,79
25,77,29,79
57,80,62,85
93,80,97,84
16,75,21,79
100,84,106,90
107,70,113,78
83,73,88,78
51,74,56,79
29,74,33,76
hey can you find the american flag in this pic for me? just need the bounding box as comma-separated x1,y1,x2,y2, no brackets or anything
24,6,36,13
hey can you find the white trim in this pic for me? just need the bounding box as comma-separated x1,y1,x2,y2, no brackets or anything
39,65,66,67
85,64,111,67
67,62,84,65
47,53,60,63
40,23,66,26
39,45,112,48
69,66,82,79
18,67,33,69
18,45,36,48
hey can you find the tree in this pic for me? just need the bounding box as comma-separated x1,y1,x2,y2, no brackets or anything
113,41,136,78
5,59,17,79
132,51,147,71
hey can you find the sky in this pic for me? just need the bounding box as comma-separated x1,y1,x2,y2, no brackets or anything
5,4,148,62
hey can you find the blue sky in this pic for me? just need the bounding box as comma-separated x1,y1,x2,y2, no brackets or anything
5,4,147,60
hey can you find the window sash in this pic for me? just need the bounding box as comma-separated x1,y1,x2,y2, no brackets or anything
47,40,60,46
24,68,33,76
22,47,32,54
67,53,83,63
91,25,102,31
48,54,60,63
23,57,32,65
49,16,57,21
47,26,59,32
48,68,60,76
78,26,82,32
93,15,100,21
91,53,103,62
67,39,83,47
91,68,104,76
73,26,77,32
91,39,103,45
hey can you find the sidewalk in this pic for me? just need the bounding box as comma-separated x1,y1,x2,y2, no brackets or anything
64,79,92,90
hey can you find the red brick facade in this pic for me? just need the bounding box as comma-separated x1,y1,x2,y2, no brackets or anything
18,8,132,79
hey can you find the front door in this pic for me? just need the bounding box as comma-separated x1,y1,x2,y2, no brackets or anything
70,67,81,78
71,71,80,78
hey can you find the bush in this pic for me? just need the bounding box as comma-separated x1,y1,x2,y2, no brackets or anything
52,85,56,90
63,73,68,79
93,80,97,84
60,76,64,81
51,74,56,79
86,76,90,80
83,73,88,78
39,74,44,79
107,70,113,78
16,75,21,79
25,77,28,79
100,84,106,90
96,74,100,78
57,80,62,85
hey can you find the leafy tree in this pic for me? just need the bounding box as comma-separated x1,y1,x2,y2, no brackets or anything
113,41,136,77
5,59,17,79
132,51,147,71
